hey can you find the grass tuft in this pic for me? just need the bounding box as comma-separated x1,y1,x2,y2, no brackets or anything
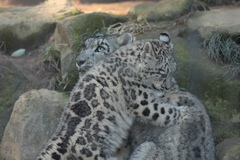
202,32,240,78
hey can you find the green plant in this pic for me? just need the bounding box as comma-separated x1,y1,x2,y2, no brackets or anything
43,46,61,72
55,72,78,92
57,9,83,20
202,32,240,78
40,45,79,92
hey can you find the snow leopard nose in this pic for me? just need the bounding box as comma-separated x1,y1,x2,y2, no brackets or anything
76,60,86,67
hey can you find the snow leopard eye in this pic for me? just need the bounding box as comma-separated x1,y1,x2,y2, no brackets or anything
95,46,105,52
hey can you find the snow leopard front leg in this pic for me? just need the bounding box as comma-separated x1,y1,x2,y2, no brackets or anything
129,90,216,160
124,88,201,128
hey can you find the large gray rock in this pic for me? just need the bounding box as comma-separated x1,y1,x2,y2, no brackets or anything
128,0,194,21
186,8,240,38
0,89,67,160
216,137,240,160
0,55,33,145
0,0,79,53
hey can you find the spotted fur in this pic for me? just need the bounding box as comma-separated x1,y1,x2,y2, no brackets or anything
129,90,216,160
75,33,216,160
36,35,192,159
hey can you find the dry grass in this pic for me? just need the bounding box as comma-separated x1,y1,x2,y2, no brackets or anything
0,41,6,54
203,32,240,79
107,20,157,36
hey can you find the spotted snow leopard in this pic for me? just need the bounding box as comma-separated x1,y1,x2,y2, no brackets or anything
36,33,207,160
74,33,216,160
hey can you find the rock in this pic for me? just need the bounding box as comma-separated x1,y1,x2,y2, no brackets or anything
231,114,240,123
11,48,26,57
50,12,127,90
0,89,67,160
0,54,33,144
128,0,194,21
186,8,240,38
216,137,240,160
0,0,79,53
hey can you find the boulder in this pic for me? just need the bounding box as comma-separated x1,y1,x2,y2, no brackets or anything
186,8,240,38
128,0,194,21
0,54,33,144
50,12,127,90
0,0,80,53
216,137,240,160
0,89,68,160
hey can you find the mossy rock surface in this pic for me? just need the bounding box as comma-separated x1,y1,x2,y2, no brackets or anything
129,0,194,21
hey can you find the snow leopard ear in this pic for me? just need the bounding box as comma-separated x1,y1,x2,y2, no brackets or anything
117,33,133,46
84,38,94,47
141,42,154,61
159,32,173,48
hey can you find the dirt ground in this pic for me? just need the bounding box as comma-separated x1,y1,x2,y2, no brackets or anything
0,1,157,15
1,48,59,89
